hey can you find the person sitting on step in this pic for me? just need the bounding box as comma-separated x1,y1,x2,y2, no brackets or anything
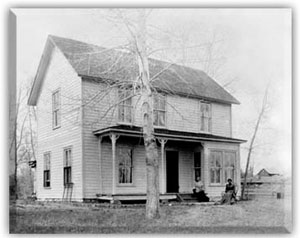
192,177,209,202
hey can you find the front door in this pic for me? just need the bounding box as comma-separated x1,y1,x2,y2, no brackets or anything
166,151,179,193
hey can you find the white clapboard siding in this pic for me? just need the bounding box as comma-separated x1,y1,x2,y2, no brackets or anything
81,79,232,137
36,47,83,201
81,79,118,198
211,102,232,137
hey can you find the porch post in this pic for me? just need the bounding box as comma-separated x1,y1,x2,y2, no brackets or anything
98,136,103,195
202,142,209,190
110,133,120,195
158,138,168,194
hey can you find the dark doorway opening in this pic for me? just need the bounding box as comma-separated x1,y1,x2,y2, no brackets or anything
166,151,179,193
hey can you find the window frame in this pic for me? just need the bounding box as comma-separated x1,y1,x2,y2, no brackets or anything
63,147,72,186
43,152,51,188
200,101,212,133
209,149,237,186
153,93,167,128
52,89,61,129
117,147,134,186
193,152,202,181
117,88,133,125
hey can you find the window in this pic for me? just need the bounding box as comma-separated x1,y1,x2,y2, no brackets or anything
194,152,202,180
63,147,72,186
209,150,236,185
52,90,61,128
224,152,236,182
43,152,51,187
209,151,222,184
118,89,133,123
118,148,133,184
153,94,166,127
200,102,211,132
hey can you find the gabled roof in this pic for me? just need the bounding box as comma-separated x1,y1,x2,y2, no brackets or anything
257,169,280,177
28,35,240,105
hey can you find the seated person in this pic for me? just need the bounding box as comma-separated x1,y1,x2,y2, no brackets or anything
220,178,237,205
193,177,209,202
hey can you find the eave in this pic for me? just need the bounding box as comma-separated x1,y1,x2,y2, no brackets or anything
93,125,246,144
27,37,55,106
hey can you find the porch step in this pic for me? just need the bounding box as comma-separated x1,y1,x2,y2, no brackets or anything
96,194,177,203
179,193,199,201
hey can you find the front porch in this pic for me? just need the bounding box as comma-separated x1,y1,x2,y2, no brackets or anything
91,125,244,200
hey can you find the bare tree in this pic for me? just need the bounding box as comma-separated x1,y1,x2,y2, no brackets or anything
86,9,236,219
13,80,37,199
241,85,270,199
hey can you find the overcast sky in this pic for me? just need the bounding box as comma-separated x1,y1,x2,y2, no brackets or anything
15,8,291,176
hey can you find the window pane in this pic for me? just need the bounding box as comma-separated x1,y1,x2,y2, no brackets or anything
118,148,133,183
194,152,201,168
154,111,158,126
118,105,125,121
195,168,201,179
154,95,158,109
118,89,132,123
210,169,215,183
64,167,72,184
159,96,166,110
153,94,166,126
224,152,235,167
200,103,211,132
215,157,221,167
125,106,132,122
215,168,221,183
158,111,165,126
209,154,215,167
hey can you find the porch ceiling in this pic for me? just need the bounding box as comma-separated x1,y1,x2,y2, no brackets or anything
93,125,246,144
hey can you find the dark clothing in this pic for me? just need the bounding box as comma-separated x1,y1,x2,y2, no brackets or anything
193,189,210,202
225,183,236,193
220,183,237,205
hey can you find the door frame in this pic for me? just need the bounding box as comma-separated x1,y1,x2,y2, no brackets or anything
165,150,179,193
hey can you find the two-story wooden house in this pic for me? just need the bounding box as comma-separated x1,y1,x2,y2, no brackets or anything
28,35,245,202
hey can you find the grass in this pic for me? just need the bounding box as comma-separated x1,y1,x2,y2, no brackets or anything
10,196,292,234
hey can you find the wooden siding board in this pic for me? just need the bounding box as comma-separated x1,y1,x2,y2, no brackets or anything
82,79,232,137
36,48,83,201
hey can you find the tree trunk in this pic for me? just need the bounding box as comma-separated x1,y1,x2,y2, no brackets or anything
241,86,268,199
136,10,160,219
142,97,160,219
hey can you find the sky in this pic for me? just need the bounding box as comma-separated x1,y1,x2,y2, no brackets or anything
15,8,291,176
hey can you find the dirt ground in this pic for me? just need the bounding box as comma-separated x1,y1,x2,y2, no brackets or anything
9,195,292,234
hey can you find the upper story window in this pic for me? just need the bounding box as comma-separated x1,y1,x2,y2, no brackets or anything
200,102,211,132
118,89,133,124
43,152,51,188
63,147,72,186
153,94,166,127
52,89,61,129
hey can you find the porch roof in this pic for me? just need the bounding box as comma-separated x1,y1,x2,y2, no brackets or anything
93,125,246,144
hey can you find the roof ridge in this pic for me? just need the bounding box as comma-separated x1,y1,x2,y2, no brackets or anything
44,34,240,105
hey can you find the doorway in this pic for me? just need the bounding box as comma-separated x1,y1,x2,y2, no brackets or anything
166,151,179,193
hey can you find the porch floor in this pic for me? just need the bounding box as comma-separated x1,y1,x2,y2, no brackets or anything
96,193,205,203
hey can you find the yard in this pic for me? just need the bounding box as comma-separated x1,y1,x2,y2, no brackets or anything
10,195,291,234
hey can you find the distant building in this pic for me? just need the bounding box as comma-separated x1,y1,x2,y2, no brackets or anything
256,169,280,178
